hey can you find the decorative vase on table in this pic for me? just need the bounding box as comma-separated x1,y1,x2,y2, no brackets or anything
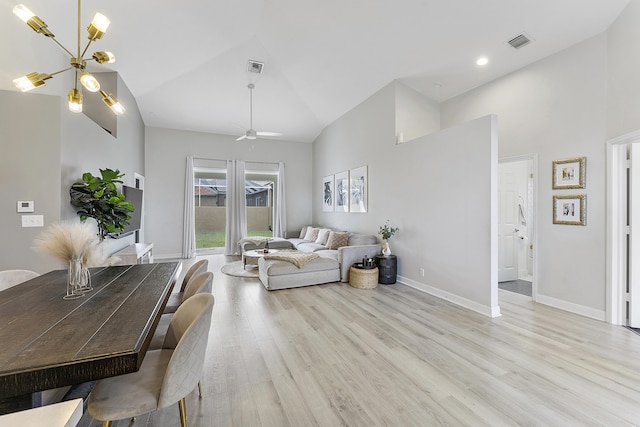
382,240,391,257
65,258,86,300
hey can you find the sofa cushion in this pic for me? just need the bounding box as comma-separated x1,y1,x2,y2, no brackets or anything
315,228,331,245
297,242,327,252
315,249,338,261
287,238,307,247
299,226,309,239
304,227,319,241
326,231,350,250
348,233,378,246
260,256,339,276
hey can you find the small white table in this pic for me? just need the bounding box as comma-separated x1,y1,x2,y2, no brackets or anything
113,243,153,265
242,249,279,269
0,398,82,427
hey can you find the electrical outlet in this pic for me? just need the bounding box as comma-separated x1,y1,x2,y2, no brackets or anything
419,268,425,277
22,214,44,227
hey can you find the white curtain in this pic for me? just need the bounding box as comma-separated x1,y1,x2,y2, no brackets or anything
225,160,247,254
182,156,196,258
273,162,287,238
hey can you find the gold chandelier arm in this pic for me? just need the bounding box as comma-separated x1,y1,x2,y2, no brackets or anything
49,36,74,58
49,66,74,77
81,40,94,61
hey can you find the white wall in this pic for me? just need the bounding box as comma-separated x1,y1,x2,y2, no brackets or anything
144,127,313,258
607,1,640,139
395,81,441,142
313,83,499,316
441,34,608,319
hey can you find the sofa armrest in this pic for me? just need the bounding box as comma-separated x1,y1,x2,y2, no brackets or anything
338,244,381,282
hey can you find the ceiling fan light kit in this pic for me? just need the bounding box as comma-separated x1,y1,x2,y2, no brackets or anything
12,1,125,115
236,82,283,141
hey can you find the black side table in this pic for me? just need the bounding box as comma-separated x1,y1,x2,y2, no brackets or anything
375,254,397,284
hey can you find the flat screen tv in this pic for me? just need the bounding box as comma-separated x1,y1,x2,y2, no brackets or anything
118,185,143,237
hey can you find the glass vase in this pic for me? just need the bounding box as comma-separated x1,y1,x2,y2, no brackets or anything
64,258,85,300
78,263,93,293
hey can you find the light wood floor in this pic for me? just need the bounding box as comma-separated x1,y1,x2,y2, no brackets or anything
78,254,640,426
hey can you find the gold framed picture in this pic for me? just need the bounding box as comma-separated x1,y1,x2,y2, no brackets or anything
552,157,586,189
553,194,586,226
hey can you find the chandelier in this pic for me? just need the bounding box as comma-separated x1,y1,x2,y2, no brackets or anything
12,1,125,115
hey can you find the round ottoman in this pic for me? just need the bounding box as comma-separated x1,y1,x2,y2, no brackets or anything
349,266,378,289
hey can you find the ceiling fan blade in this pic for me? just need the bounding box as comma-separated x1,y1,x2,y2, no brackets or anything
236,135,247,141
256,131,283,137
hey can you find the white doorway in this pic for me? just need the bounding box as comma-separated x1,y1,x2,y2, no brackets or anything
498,155,537,299
607,131,640,326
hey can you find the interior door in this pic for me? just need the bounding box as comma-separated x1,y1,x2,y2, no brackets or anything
629,143,640,326
498,163,519,282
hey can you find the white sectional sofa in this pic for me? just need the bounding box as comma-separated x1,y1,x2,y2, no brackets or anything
248,226,381,290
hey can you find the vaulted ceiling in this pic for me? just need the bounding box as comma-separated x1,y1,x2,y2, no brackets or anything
0,0,630,142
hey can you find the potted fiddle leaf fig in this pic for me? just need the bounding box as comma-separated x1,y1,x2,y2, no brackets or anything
69,168,134,240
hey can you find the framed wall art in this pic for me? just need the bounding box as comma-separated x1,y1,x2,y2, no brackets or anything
322,175,334,212
553,194,586,225
552,157,586,189
349,165,367,213
334,171,349,212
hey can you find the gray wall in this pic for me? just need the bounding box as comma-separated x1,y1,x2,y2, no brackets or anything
144,127,313,258
312,83,499,316
0,76,145,273
0,90,61,272
441,34,608,318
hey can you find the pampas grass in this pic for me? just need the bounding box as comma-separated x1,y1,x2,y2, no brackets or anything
33,221,119,267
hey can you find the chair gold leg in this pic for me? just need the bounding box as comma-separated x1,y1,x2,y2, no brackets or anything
102,421,112,427
198,380,203,398
178,398,188,427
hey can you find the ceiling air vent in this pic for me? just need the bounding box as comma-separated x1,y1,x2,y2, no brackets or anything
507,33,532,49
247,60,264,74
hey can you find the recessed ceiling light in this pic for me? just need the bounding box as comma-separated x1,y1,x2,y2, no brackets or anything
476,57,489,66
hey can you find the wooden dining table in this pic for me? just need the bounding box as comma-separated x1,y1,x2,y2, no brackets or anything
0,261,181,415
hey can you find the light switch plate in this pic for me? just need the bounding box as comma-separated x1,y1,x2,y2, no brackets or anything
17,201,34,212
22,215,44,227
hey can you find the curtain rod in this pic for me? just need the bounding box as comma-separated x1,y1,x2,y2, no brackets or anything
191,157,282,166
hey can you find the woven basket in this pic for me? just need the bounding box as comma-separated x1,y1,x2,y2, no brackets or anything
349,266,378,289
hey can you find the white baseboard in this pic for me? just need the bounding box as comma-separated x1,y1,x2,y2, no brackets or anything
535,294,606,321
397,275,501,318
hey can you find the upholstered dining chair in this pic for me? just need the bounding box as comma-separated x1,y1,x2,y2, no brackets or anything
0,269,38,292
164,270,213,314
153,272,214,348
179,259,208,292
88,293,214,427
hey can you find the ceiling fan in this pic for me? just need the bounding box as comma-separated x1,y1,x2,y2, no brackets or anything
236,83,283,141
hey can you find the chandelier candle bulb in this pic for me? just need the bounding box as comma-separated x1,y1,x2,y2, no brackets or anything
80,72,100,92
92,51,115,64
13,4,54,37
100,90,125,115
13,4,35,23
13,72,51,92
68,88,83,113
87,13,110,40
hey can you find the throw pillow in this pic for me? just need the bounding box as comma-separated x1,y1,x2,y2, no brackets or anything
315,228,331,245
325,231,350,250
304,227,319,242
299,226,309,239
